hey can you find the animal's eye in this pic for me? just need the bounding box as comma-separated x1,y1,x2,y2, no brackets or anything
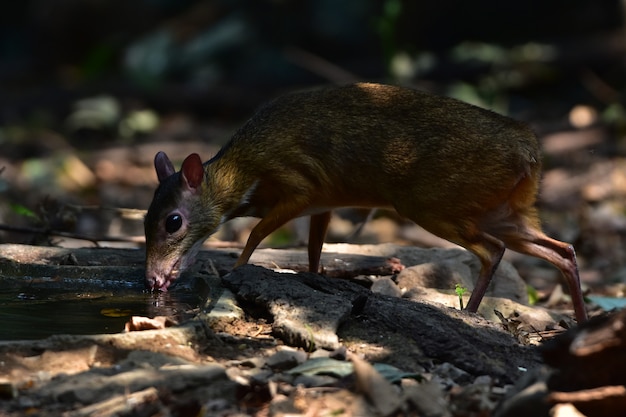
165,214,183,234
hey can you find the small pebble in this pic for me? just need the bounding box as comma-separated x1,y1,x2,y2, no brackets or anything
266,348,307,370
370,276,402,297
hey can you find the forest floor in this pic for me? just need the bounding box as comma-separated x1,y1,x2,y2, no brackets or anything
1,87,626,417
0,240,611,417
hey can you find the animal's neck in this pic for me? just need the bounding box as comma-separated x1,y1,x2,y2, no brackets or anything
204,153,259,216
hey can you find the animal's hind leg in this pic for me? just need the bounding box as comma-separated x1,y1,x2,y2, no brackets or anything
405,215,507,314
499,220,587,322
463,232,507,313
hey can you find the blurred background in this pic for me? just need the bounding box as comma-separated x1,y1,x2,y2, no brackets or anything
2,0,626,295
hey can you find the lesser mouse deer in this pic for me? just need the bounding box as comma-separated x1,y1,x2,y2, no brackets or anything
144,83,587,322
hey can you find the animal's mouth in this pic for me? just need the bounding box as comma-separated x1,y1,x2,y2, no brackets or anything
146,245,200,291
147,259,181,292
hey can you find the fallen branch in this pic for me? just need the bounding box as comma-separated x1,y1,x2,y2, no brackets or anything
64,387,161,417
65,204,146,220
0,223,144,246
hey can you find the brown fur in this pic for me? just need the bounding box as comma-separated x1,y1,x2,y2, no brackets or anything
144,83,587,322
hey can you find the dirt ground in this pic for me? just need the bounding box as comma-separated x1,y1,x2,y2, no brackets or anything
0,241,612,417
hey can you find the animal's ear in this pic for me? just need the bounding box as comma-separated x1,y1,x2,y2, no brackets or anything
180,153,204,190
154,151,176,182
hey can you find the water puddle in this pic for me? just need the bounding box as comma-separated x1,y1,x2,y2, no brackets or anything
0,286,204,341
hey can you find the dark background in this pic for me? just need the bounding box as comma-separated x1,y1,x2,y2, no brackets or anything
1,1,624,123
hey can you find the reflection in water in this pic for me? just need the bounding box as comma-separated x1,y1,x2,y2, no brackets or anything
146,290,198,321
0,288,201,341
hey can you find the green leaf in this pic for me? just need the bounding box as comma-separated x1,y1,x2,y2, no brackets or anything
455,283,467,297
526,285,538,306
9,203,38,220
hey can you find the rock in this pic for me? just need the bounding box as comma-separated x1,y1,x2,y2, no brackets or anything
431,362,473,386
292,374,339,388
397,261,472,293
222,265,357,350
403,379,452,417
266,347,308,370
223,264,542,383
203,288,244,324
395,248,528,304
329,346,348,360
371,276,403,297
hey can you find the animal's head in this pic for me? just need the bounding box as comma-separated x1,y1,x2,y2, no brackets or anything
144,152,220,290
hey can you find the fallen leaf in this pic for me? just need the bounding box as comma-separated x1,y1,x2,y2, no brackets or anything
100,308,133,318
350,353,403,416
124,316,177,331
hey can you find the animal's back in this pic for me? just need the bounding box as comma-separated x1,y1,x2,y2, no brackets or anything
220,83,541,219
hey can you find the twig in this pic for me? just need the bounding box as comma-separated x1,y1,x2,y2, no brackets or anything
0,223,144,246
65,204,147,220
63,386,160,417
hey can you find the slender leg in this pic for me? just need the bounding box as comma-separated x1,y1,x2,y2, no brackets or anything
464,232,507,313
308,211,331,273
235,201,306,268
503,229,587,322
399,211,508,315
